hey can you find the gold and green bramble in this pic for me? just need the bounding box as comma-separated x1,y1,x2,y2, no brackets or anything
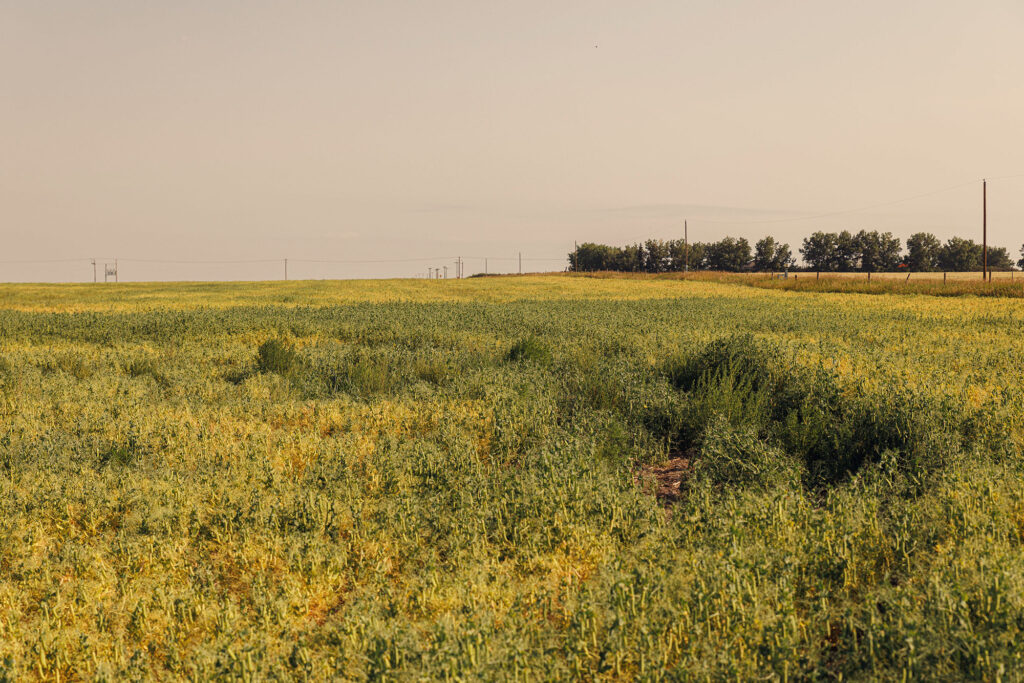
1,274,1022,680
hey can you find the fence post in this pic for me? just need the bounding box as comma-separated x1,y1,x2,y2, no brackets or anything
867,272,871,283
943,272,946,285
816,271,819,280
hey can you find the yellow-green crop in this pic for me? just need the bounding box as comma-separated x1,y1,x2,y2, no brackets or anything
1,275,1022,680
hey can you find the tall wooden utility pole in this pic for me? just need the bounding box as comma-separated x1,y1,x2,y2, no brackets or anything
284,258,288,281
684,220,689,274
983,179,988,281
519,252,522,274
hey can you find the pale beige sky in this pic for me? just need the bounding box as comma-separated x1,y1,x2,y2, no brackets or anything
2,1,1023,281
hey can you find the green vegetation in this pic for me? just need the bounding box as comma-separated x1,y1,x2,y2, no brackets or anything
1,276,1023,679
569,230,1017,273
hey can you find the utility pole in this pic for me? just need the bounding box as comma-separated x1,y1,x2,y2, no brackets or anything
519,252,522,274
115,259,118,283
485,258,488,275
684,220,689,274
91,259,97,283
443,265,448,279
983,179,987,281
284,258,288,281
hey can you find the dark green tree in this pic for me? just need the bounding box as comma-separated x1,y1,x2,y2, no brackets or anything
904,233,942,271
833,230,860,271
612,244,645,272
856,230,902,272
704,237,752,271
801,232,837,271
753,236,794,271
938,237,983,271
987,247,1014,271
569,243,621,271
643,239,672,273
671,241,707,271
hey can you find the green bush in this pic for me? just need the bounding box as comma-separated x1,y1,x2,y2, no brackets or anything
256,338,300,376
662,335,961,485
506,336,551,364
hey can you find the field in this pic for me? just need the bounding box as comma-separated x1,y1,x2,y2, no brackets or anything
575,270,1024,299
2,275,1024,680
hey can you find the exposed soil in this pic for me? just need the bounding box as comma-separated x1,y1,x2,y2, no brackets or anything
634,451,694,503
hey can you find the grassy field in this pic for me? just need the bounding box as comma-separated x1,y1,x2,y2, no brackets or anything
2,275,1023,680
577,270,1024,298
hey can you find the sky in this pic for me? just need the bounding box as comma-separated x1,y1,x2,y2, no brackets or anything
2,0,1023,281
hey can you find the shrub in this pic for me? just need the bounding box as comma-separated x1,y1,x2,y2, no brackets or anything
257,339,301,376
664,335,961,486
506,337,551,364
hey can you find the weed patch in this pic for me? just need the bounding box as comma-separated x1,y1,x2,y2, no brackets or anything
655,335,964,489
256,338,301,376
506,336,551,364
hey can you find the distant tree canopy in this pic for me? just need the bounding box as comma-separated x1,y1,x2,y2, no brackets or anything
569,237,763,273
800,230,901,272
753,236,795,272
568,231,1016,273
905,233,943,271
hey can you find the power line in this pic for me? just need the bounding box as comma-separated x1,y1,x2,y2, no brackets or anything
696,179,982,226
0,253,570,282
614,175,1017,244
291,256,456,264
0,257,111,264
118,258,282,264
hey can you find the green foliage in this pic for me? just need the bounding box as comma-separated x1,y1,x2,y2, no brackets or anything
906,232,942,271
703,236,752,271
0,279,1022,679
506,336,551,364
693,417,799,490
256,338,301,375
753,236,795,271
571,232,1014,273
939,236,984,271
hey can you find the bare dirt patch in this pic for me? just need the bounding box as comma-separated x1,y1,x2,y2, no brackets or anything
634,452,694,503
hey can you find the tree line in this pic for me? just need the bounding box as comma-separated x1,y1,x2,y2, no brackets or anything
569,231,1021,273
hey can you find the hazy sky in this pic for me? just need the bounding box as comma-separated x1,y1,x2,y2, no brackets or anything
3,1,1023,281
